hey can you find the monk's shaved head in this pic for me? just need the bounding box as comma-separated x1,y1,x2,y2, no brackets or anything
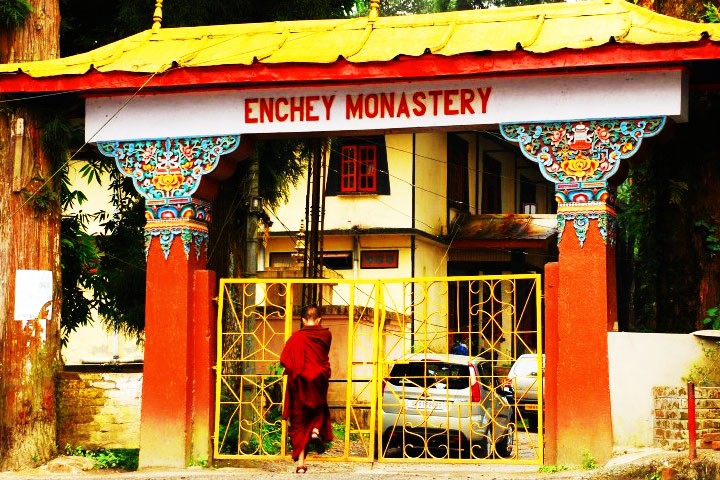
302,304,321,321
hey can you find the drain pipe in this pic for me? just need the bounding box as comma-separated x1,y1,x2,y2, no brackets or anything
688,381,697,461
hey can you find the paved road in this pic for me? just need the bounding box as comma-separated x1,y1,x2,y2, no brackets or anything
1,448,715,480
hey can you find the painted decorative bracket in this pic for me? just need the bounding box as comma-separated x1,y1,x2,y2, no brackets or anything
500,118,665,247
97,135,241,259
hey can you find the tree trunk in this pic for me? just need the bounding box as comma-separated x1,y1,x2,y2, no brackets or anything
0,0,61,470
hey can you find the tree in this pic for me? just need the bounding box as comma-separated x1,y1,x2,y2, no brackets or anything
0,0,62,470
370,0,561,15
614,3,720,333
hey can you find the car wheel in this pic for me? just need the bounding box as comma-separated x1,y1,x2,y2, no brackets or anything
495,423,515,458
461,438,488,459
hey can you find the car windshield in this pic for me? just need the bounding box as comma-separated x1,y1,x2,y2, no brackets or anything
388,361,470,390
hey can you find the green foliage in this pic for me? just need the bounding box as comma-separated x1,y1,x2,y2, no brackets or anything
582,451,598,470
0,0,32,29
695,220,720,255
41,110,144,341
60,211,100,343
332,421,360,442
22,176,60,212
704,2,720,22
685,342,720,386
241,407,283,455
615,92,720,333
616,163,662,331
704,306,720,330
189,457,209,467
538,464,568,473
91,174,147,339
64,445,139,471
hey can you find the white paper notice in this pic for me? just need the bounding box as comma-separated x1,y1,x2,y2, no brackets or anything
14,269,53,321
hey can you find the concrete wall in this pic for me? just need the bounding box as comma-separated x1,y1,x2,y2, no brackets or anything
608,332,705,449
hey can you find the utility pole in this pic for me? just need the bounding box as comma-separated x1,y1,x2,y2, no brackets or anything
302,139,325,306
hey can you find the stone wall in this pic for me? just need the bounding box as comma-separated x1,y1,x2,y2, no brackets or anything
57,370,142,450
653,386,720,450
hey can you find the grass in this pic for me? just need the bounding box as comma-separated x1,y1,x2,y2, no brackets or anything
582,451,599,470
539,464,568,473
64,445,139,471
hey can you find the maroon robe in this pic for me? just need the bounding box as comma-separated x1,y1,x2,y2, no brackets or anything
280,324,333,460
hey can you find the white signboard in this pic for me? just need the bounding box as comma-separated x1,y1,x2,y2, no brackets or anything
86,68,687,142
14,269,53,343
14,269,53,321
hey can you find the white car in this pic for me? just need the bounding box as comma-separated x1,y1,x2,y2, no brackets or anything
380,353,514,459
504,353,545,430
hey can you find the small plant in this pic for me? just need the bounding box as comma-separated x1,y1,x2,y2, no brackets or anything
695,220,720,255
703,305,720,330
64,445,139,471
539,464,568,473
332,421,359,442
685,341,720,386
582,451,598,470
189,457,209,467
704,2,720,22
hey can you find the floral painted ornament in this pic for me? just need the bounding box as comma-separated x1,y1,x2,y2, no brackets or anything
501,117,665,247
500,118,665,187
97,135,241,260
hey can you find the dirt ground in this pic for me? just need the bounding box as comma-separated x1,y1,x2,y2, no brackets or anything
578,450,720,480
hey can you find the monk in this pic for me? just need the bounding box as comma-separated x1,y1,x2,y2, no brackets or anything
280,304,333,474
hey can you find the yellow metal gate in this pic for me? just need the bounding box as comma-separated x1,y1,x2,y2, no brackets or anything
214,275,543,465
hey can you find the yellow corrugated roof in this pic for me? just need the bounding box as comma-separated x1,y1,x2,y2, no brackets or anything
1,0,718,78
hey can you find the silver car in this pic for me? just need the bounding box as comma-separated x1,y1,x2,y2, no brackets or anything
505,353,545,430
380,353,514,459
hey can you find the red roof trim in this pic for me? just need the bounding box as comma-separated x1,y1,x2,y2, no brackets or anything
2,41,720,95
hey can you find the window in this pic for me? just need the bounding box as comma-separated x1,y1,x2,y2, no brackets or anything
341,144,377,193
361,250,399,269
269,252,294,267
447,134,469,211
482,155,502,214
326,136,390,196
519,175,537,214
320,251,353,270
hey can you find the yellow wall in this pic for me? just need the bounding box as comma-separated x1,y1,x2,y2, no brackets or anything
264,130,554,284
413,132,447,236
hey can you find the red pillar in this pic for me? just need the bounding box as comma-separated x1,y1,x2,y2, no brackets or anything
500,118,665,466
97,136,240,468
190,270,217,463
139,235,207,468
543,262,559,465
555,213,615,465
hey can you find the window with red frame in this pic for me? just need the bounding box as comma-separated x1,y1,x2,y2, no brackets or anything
340,144,377,193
